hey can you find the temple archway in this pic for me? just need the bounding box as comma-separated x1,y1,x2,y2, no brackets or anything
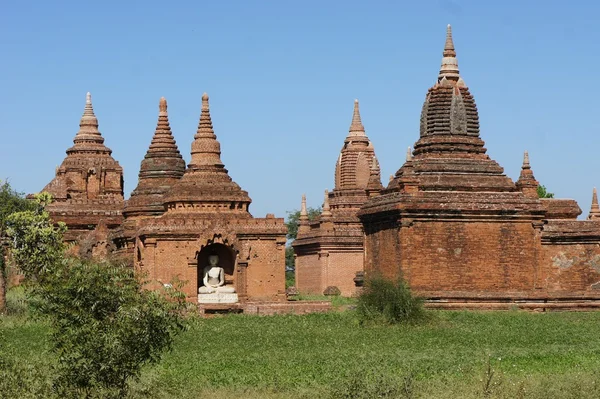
197,243,236,292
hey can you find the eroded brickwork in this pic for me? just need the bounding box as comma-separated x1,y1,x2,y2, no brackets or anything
294,100,382,296
359,25,600,305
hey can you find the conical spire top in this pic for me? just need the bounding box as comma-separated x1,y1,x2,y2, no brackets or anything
522,151,531,169
348,99,365,136
68,92,111,154
589,187,600,220
516,151,538,198
300,194,308,220
142,97,184,166
443,24,456,57
190,92,224,168
438,24,460,81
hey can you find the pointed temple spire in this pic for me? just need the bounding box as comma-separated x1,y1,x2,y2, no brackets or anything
334,99,376,191
67,92,111,155
164,93,251,214
42,92,123,205
523,150,531,168
366,156,384,196
298,194,310,235
438,24,460,82
348,99,366,136
143,97,185,165
300,194,308,220
190,93,224,168
588,188,600,220
321,189,332,218
516,151,539,198
124,97,186,218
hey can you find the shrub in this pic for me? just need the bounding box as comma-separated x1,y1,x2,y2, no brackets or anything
43,260,188,398
356,274,424,325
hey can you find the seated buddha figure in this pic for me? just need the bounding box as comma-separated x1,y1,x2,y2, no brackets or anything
198,254,236,294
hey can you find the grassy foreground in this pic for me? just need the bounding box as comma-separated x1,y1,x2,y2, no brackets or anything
3,300,600,398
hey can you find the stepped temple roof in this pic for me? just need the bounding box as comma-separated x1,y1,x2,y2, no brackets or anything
124,97,185,217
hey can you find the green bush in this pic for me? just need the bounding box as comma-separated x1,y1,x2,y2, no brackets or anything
356,274,424,325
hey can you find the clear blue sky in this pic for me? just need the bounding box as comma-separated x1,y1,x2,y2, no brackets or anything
1,1,599,219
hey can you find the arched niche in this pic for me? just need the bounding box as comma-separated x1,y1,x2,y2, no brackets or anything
197,243,236,291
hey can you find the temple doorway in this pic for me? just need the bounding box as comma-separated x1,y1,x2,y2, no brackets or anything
197,243,235,293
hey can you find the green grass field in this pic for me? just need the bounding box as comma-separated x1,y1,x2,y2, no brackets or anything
3,290,600,398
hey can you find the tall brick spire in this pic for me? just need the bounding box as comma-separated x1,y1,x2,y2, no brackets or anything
333,99,378,191
321,189,332,218
589,188,600,220
190,93,224,169
348,99,366,137
516,151,539,198
165,93,251,215
403,24,515,192
67,92,112,155
438,24,460,82
298,194,310,235
124,97,186,217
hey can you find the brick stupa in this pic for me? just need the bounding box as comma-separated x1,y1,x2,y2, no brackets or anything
294,99,382,296
123,97,185,220
40,92,124,246
121,94,287,303
358,25,600,305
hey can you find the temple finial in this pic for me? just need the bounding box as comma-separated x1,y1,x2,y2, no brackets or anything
159,96,167,113
523,151,530,169
439,24,460,81
444,25,456,57
589,187,600,220
516,150,538,198
86,92,91,104
322,189,332,217
406,147,413,162
190,92,224,168
300,194,308,217
349,98,365,136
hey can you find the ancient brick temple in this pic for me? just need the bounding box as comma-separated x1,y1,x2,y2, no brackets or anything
39,93,124,257
36,25,600,309
117,94,287,302
358,26,600,307
294,100,383,296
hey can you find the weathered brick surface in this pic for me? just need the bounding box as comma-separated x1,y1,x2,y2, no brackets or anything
123,94,287,303
359,26,600,305
294,100,381,296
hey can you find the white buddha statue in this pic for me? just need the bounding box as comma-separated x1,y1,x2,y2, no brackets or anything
198,254,236,294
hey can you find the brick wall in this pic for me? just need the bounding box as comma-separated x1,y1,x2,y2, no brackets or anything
245,238,285,300
325,251,363,296
295,253,322,294
540,243,600,294
366,220,541,296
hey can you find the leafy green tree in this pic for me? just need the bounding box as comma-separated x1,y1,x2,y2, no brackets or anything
6,194,187,398
0,180,36,312
537,185,554,198
285,207,321,272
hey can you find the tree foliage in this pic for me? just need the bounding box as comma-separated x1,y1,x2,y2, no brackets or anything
0,180,37,312
285,207,321,273
537,185,554,199
6,193,187,398
285,207,322,241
